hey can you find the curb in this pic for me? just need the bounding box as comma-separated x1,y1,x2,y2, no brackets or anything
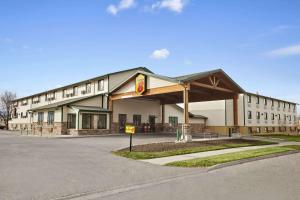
207,150,300,171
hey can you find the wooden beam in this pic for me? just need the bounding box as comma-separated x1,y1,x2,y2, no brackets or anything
111,84,184,100
191,81,235,93
233,94,238,126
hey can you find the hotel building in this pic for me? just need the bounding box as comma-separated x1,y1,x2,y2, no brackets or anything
8,67,298,138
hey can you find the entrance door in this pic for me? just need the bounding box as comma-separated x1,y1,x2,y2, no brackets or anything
149,115,156,132
118,114,127,133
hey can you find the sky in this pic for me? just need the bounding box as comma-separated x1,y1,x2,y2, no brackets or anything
0,0,300,111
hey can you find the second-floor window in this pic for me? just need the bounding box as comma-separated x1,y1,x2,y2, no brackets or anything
21,99,28,106
271,113,275,120
73,86,78,96
247,111,252,119
98,80,104,91
256,96,260,104
256,112,260,119
271,99,274,107
86,83,91,94
278,114,281,120
46,92,55,101
32,96,40,104
264,112,268,120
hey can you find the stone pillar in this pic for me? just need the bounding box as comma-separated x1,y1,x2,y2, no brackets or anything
183,84,192,142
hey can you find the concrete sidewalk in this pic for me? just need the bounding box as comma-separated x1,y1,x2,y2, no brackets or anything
141,142,300,165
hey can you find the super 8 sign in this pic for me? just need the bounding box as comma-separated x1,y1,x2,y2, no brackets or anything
135,74,146,95
125,125,136,134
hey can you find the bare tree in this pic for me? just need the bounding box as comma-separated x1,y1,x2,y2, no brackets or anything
0,91,16,129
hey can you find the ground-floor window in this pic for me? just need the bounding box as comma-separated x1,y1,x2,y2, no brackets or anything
264,127,268,133
97,114,107,129
272,127,275,132
38,112,44,124
248,127,252,134
67,114,76,129
169,116,178,127
256,127,261,133
133,114,141,126
82,114,93,129
47,111,54,125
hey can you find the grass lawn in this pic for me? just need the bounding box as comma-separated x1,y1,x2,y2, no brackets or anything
113,140,275,160
255,134,300,142
166,145,300,168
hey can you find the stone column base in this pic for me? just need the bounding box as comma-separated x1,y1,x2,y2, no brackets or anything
182,124,192,142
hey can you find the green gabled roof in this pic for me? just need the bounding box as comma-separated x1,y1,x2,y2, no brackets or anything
14,67,152,102
29,94,104,111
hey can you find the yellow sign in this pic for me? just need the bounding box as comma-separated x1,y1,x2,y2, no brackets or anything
135,74,146,95
125,125,136,134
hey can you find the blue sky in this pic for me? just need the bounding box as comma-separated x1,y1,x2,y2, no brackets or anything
0,0,300,108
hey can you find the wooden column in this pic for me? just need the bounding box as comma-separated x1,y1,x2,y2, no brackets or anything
183,86,189,124
233,94,239,126
161,103,165,131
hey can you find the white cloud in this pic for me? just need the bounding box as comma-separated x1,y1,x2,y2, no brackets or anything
151,0,188,13
150,48,170,59
265,44,300,57
107,0,135,15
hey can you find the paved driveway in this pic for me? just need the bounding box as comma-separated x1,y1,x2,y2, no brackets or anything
0,130,299,200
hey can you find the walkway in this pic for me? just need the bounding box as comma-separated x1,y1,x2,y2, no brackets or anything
141,141,300,165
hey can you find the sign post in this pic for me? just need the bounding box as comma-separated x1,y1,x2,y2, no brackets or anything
125,125,136,152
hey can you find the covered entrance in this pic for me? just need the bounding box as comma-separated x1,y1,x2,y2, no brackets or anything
109,69,244,141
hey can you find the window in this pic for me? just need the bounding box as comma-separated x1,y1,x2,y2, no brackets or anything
67,114,76,129
289,115,292,121
278,114,281,120
38,112,44,124
264,127,268,132
97,114,107,129
278,101,281,108
98,80,104,91
271,99,274,107
86,83,91,94
63,89,67,98
256,112,260,119
82,114,93,129
283,102,286,108
248,127,252,134
46,92,55,101
47,111,54,125
284,114,286,121
288,103,291,109
169,116,178,127
256,127,261,133
247,111,252,119
73,86,78,96
264,98,267,105
133,114,141,126
247,95,251,103
271,113,275,120
264,112,268,120
256,96,260,104
32,96,40,104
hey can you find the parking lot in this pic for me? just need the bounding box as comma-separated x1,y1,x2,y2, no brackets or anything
0,130,299,200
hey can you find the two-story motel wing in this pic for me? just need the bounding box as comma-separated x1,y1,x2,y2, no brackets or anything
9,67,298,138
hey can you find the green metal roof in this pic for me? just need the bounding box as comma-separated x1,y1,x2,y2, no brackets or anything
29,95,103,111
14,67,152,101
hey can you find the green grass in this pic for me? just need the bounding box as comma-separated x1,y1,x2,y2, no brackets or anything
256,134,300,142
113,140,275,160
166,145,300,168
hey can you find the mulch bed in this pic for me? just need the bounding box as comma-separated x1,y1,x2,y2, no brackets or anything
119,139,264,152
